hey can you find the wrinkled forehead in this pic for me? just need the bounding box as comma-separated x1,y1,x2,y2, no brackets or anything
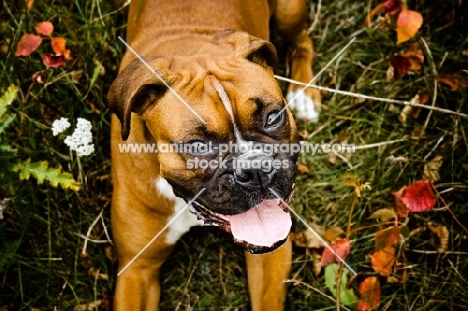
147,55,284,142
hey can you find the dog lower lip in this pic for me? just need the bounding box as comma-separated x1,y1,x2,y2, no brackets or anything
190,189,294,253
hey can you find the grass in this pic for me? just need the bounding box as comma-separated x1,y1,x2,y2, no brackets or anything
1,0,467,310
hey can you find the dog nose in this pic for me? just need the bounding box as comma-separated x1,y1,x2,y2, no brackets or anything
234,153,276,189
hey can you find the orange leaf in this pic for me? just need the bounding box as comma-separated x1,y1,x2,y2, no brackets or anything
35,21,54,36
25,0,35,12
371,245,395,276
402,43,424,71
15,34,42,57
357,276,381,311
43,53,66,68
51,37,71,59
375,226,400,252
437,72,468,92
402,180,436,212
296,163,309,174
320,238,351,267
364,3,386,27
392,185,408,219
396,9,423,44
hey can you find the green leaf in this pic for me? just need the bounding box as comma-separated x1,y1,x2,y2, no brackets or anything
368,208,396,221
12,159,81,191
86,64,101,96
0,144,14,152
0,113,16,135
324,263,358,306
0,85,17,119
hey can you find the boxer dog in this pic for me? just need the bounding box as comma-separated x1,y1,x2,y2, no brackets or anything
108,0,320,310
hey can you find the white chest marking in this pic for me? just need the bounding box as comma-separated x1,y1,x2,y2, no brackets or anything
155,177,204,244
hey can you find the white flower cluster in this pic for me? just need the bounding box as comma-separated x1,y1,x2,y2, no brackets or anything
52,117,95,156
51,117,71,136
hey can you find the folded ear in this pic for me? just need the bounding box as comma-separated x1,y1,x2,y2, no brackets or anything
107,57,172,140
214,30,278,72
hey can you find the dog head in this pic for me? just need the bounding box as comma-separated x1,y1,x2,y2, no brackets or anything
108,31,299,253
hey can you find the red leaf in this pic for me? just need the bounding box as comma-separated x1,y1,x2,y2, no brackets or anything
383,0,402,15
15,34,42,57
392,185,408,218
320,238,351,267
402,180,436,212
357,277,381,311
35,21,54,36
371,246,395,276
32,70,45,83
396,9,423,44
390,55,411,79
375,226,400,252
43,53,66,68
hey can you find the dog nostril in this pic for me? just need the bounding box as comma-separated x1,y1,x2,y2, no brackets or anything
235,169,251,183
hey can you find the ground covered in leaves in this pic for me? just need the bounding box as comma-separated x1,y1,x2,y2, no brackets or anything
1,0,467,310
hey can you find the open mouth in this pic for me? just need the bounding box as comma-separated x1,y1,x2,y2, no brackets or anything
189,188,294,254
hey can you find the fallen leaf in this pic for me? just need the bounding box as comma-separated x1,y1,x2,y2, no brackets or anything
437,72,468,92
25,0,35,11
292,224,325,249
427,223,449,252
51,37,71,59
357,276,380,311
375,226,400,252
403,180,436,212
383,0,402,14
364,3,386,27
392,185,408,218
390,55,411,79
371,245,395,276
296,163,309,174
35,21,54,36
32,70,45,84
15,34,42,57
43,53,66,68
320,238,351,267
369,208,396,222
324,226,345,241
399,92,427,124
396,9,423,44
402,43,424,70
423,155,443,183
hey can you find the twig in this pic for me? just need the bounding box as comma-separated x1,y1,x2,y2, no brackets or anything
352,139,406,150
275,75,468,118
81,210,105,255
432,185,468,234
420,37,439,134
409,249,468,255
307,0,322,35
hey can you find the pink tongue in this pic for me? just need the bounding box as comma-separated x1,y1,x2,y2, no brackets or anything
225,199,292,247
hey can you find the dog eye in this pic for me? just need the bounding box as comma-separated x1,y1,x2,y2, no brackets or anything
265,110,285,128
